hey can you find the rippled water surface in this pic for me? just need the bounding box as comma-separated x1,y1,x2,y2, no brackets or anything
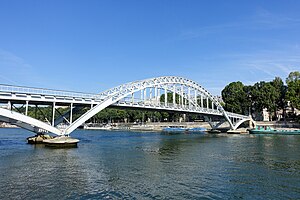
0,128,300,199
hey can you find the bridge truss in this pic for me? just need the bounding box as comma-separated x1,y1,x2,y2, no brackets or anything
0,76,253,135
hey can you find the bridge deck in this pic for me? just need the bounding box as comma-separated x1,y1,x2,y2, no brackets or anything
0,77,251,135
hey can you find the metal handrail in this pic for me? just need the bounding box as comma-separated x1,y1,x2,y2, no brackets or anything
0,84,102,100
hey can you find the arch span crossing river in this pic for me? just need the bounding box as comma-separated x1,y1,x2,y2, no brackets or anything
0,76,253,135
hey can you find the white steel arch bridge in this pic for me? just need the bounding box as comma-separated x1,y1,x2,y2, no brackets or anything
0,76,254,136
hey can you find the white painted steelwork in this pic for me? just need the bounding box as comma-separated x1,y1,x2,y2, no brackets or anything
0,107,61,135
0,76,252,135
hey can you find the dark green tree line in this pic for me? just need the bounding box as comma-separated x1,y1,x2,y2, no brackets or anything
221,71,300,121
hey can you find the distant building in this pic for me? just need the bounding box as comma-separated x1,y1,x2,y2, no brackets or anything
262,108,270,121
256,102,299,121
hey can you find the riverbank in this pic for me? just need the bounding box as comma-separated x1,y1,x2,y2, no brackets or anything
85,121,300,133
84,122,212,131
2,121,299,133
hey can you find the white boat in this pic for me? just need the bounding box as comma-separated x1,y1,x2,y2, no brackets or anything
84,123,113,130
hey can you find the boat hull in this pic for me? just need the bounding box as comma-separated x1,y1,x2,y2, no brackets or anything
249,129,300,135
162,127,206,133
43,136,79,148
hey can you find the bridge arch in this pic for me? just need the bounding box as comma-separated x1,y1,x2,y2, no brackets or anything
0,76,249,136
64,76,234,135
0,107,62,135
233,117,256,130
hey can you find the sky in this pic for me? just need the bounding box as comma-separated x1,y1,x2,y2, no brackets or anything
0,0,299,95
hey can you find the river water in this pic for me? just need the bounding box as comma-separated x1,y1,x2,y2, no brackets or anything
0,128,299,199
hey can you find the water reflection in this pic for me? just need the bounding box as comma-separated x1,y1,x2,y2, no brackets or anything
0,129,300,199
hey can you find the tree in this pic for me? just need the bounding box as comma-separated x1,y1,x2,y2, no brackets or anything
286,71,300,84
152,111,162,122
243,85,253,115
271,77,286,120
251,81,279,119
160,92,181,104
220,71,300,122
221,81,248,114
197,96,213,109
286,71,300,110
161,112,169,121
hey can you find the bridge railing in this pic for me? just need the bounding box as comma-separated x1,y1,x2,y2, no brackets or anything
116,100,223,115
226,111,249,119
0,84,103,100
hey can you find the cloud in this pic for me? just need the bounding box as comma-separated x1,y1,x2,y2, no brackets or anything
0,50,31,68
0,49,40,85
173,7,300,42
253,7,300,28
0,50,27,84
0,74,18,85
177,23,240,40
223,49,300,84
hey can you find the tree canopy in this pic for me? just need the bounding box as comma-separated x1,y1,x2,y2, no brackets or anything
221,71,299,121
286,71,300,110
221,81,248,114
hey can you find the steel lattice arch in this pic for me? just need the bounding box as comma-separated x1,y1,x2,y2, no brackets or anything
0,76,253,135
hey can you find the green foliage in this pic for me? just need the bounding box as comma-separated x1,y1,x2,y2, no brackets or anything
14,106,71,123
286,71,300,110
19,106,189,123
197,95,213,108
286,71,300,84
271,77,286,109
221,71,299,121
221,81,248,114
160,92,181,104
251,81,278,114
